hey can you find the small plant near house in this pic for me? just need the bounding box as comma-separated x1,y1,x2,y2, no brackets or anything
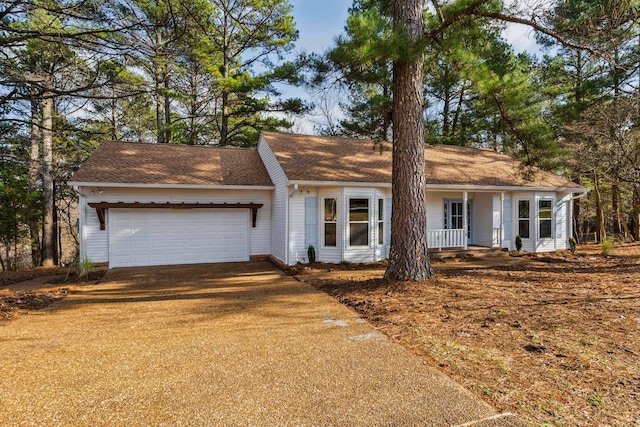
515,235,523,252
568,236,577,254
600,237,615,256
78,257,93,279
307,245,316,264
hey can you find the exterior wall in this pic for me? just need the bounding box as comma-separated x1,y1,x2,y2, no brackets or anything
288,189,310,263
473,192,494,247
425,191,476,232
502,195,512,249
79,186,272,263
258,138,289,263
555,193,571,250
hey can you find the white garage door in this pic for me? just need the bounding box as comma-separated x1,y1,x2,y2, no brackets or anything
109,209,250,268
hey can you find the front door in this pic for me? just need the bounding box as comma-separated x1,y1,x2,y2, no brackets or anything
444,200,472,244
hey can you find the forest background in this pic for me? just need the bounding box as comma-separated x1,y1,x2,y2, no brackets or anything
1,0,639,270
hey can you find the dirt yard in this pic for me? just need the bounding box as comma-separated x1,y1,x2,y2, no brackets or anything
299,244,640,427
0,266,105,322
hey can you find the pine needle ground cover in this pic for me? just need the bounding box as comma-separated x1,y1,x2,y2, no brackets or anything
306,244,640,426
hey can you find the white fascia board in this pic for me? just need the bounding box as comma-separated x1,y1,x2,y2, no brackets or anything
289,180,392,188
67,182,275,191
424,184,589,193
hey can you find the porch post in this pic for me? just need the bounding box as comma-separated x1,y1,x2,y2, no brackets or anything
463,191,468,250
500,192,505,248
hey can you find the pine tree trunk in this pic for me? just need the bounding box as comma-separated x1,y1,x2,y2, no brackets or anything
612,183,622,235
41,90,55,266
164,79,171,144
384,0,434,281
29,87,42,266
593,173,606,243
572,174,581,241
632,184,640,241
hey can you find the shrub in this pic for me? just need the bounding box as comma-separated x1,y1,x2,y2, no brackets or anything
568,236,577,254
515,235,523,252
601,237,615,256
307,245,316,264
78,257,93,279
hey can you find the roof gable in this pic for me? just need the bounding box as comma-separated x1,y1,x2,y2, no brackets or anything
70,141,273,187
261,132,583,190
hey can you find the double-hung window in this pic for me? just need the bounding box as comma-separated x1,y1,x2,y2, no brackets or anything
324,198,337,247
518,200,530,239
539,200,552,238
349,198,369,246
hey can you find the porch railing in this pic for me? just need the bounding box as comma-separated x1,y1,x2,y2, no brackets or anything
492,227,502,247
427,229,465,250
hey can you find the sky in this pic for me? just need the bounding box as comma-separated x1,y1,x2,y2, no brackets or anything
285,0,541,133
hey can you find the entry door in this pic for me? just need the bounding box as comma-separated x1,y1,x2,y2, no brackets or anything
445,200,472,244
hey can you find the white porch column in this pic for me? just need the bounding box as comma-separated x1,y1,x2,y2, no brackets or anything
500,192,505,248
463,191,468,250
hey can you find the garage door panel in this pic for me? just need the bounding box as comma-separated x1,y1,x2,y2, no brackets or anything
109,209,250,268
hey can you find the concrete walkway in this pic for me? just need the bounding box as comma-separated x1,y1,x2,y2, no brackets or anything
0,261,522,426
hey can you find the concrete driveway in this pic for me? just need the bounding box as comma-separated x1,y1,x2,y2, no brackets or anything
0,261,521,426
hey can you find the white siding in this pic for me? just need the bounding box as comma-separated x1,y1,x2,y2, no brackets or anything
555,193,571,250
83,201,109,262
79,187,272,264
288,193,306,263
258,137,289,263
473,192,494,247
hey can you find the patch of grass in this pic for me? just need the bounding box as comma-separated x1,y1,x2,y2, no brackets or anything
78,257,93,279
588,394,606,409
601,237,616,256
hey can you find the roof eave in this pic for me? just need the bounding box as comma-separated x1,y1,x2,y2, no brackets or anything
289,180,392,188
68,181,275,191
424,184,589,193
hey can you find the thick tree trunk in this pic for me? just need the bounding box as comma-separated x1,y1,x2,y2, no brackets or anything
384,0,434,281
41,91,55,266
29,88,42,266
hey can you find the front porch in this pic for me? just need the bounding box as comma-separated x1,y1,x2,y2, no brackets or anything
426,190,507,251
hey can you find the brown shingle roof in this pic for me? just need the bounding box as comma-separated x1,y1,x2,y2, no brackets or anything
70,141,273,187
261,132,583,189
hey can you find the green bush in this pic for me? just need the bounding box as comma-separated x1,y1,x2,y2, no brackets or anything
515,235,523,252
568,237,577,254
307,245,316,263
600,237,615,256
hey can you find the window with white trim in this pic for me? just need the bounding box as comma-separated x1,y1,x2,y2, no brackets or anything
539,200,552,238
518,200,530,239
324,198,337,247
349,198,369,246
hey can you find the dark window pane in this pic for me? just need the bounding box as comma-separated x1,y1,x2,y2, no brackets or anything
519,220,530,238
350,198,369,221
324,223,337,246
350,223,369,246
519,200,530,219
378,222,384,245
324,198,336,221
378,199,384,221
539,219,552,238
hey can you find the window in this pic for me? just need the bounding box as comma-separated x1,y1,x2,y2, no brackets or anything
324,198,337,247
378,199,384,245
539,200,552,238
349,198,369,246
518,200,530,239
